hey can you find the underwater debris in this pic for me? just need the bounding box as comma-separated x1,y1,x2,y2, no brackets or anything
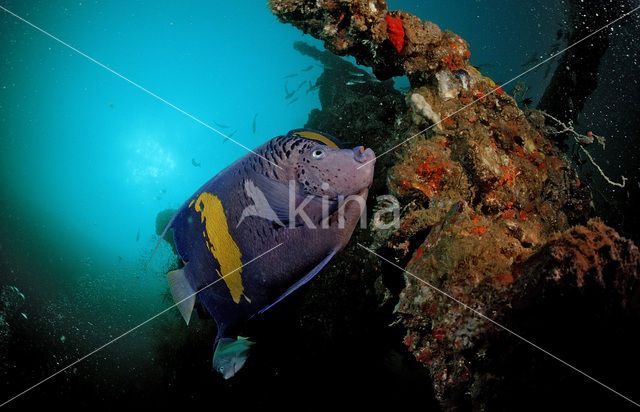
539,110,627,188
269,0,639,409
269,0,468,83
537,0,625,124
293,41,406,150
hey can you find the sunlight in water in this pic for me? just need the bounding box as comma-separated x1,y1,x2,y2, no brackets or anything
126,137,176,184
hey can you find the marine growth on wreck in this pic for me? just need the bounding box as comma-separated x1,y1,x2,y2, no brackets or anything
1,1,639,410
269,0,639,410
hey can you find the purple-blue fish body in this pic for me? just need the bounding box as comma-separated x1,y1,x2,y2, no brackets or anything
160,129,375,378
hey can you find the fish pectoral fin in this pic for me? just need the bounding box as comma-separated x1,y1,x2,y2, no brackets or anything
251,174,297,225
213,336,255,379
258,249,337,315
167,267,196,325
252,174,336,227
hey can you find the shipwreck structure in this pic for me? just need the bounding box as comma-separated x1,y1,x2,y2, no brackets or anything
268,1,639,410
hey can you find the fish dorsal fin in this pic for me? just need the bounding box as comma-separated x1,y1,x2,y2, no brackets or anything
167,267,196,325
251,174,335,227
258,249,337,314
237,178,286,227
287,128,342,148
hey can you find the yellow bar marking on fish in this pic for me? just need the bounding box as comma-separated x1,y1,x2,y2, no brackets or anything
192,192,250,304
294,130,339,148
189,199,195,208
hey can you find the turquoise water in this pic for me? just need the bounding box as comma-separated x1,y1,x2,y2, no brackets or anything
0,0,636,408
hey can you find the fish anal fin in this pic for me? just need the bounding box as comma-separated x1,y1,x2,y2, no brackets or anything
258,249,337,315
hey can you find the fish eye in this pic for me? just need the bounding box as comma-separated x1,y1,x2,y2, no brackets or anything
312,149,325,159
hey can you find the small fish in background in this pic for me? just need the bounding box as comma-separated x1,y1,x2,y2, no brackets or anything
287,97,299,105
520,52,540,68
152,128,375,379
153,188,166,201
282,73,297,79
21,313,27,320
296,80,307,91
544,63,553,79
284,83,296,99
306,81,319,93
223,129,237,144
252,113,258,134
108,102,114,108
9,286,25,300
346,79,366,86
192,158,201,167
213,121,230,129
136,227,140,242
301,65,314,72
473,63,495,71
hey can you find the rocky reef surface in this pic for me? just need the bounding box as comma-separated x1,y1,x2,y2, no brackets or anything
269,0,640,409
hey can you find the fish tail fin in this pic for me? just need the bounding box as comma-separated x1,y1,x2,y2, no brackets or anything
212,336,254,379
167,267,196,325
145,209,180,271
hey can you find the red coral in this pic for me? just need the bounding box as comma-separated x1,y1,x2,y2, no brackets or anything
494,272,514,286
416,348,432,363
432,328,446,340
414,151,451,197
385,15,405,53
404,334,414,349
470,225,488,237
442,53,464,70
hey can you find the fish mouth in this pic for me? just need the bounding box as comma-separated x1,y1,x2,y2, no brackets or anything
353,183,372,198
334,182,372,200
354,146,376,164
324,179,373,200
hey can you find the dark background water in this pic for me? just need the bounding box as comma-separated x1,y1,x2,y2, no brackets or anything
0,0,638,409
